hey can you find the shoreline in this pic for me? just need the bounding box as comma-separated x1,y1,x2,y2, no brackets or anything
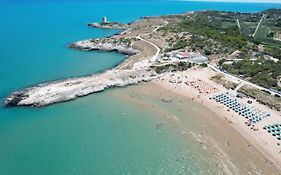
5,17,166,107
5,9,280,107
2,7,281,173
149,67,281,171
5,69,157,107
111,79,281,174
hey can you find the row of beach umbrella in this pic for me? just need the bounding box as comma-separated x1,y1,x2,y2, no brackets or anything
263,124,281,140
210,93,270,124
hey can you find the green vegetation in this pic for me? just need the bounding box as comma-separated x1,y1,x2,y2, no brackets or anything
151,61,192,74
178,19,246,51
264,43,281,60
222,59,281,90
210,74,238,90
160,11,249,54
254,24,270,39
249,11,281,59
160,9,281,90
188,35,225,55
210,74,224,81
119,38,132,46
218,58,227,65
199,63,208,68
165,39,188,52
161,9,281,60
253,15,270,39
238,86,281,111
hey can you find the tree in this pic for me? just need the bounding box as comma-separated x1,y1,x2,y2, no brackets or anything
218,59,226,65
267,32,275,38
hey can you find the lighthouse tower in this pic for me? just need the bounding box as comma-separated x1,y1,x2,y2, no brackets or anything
102,16,108,24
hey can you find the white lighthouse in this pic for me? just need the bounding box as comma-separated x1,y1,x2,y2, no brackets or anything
102,16,108,24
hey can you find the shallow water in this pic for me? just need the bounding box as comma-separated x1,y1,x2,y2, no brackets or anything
0,1,280,174
116,83,281,174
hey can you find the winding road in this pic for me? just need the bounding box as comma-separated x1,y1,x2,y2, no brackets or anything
136,21,168,63
136,35,160,61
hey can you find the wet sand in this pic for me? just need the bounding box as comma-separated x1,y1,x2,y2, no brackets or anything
110,79,281,174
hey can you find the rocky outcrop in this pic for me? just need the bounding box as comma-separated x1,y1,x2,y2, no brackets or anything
88,22,127,29
5,69,157,107
69,39,139,56
5,92,29,107
5,35,158,107
5,17,163,107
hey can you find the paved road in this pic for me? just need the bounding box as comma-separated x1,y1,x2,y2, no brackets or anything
208,64,279,96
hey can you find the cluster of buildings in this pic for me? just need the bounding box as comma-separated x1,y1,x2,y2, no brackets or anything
160,51,208,63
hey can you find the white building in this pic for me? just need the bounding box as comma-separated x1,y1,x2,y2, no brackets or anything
175,52,208,63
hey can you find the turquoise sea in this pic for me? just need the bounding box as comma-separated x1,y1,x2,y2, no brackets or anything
0,0,280,174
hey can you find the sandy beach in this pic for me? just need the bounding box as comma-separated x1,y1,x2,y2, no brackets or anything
4,8,281,174
147,67,281,172
109,67,281,174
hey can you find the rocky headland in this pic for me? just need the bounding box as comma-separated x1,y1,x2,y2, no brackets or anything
6,9,281,107
88,22,128,29
5,37,158,107
69,38,139,56
5,69,157,107
5,17,167,107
